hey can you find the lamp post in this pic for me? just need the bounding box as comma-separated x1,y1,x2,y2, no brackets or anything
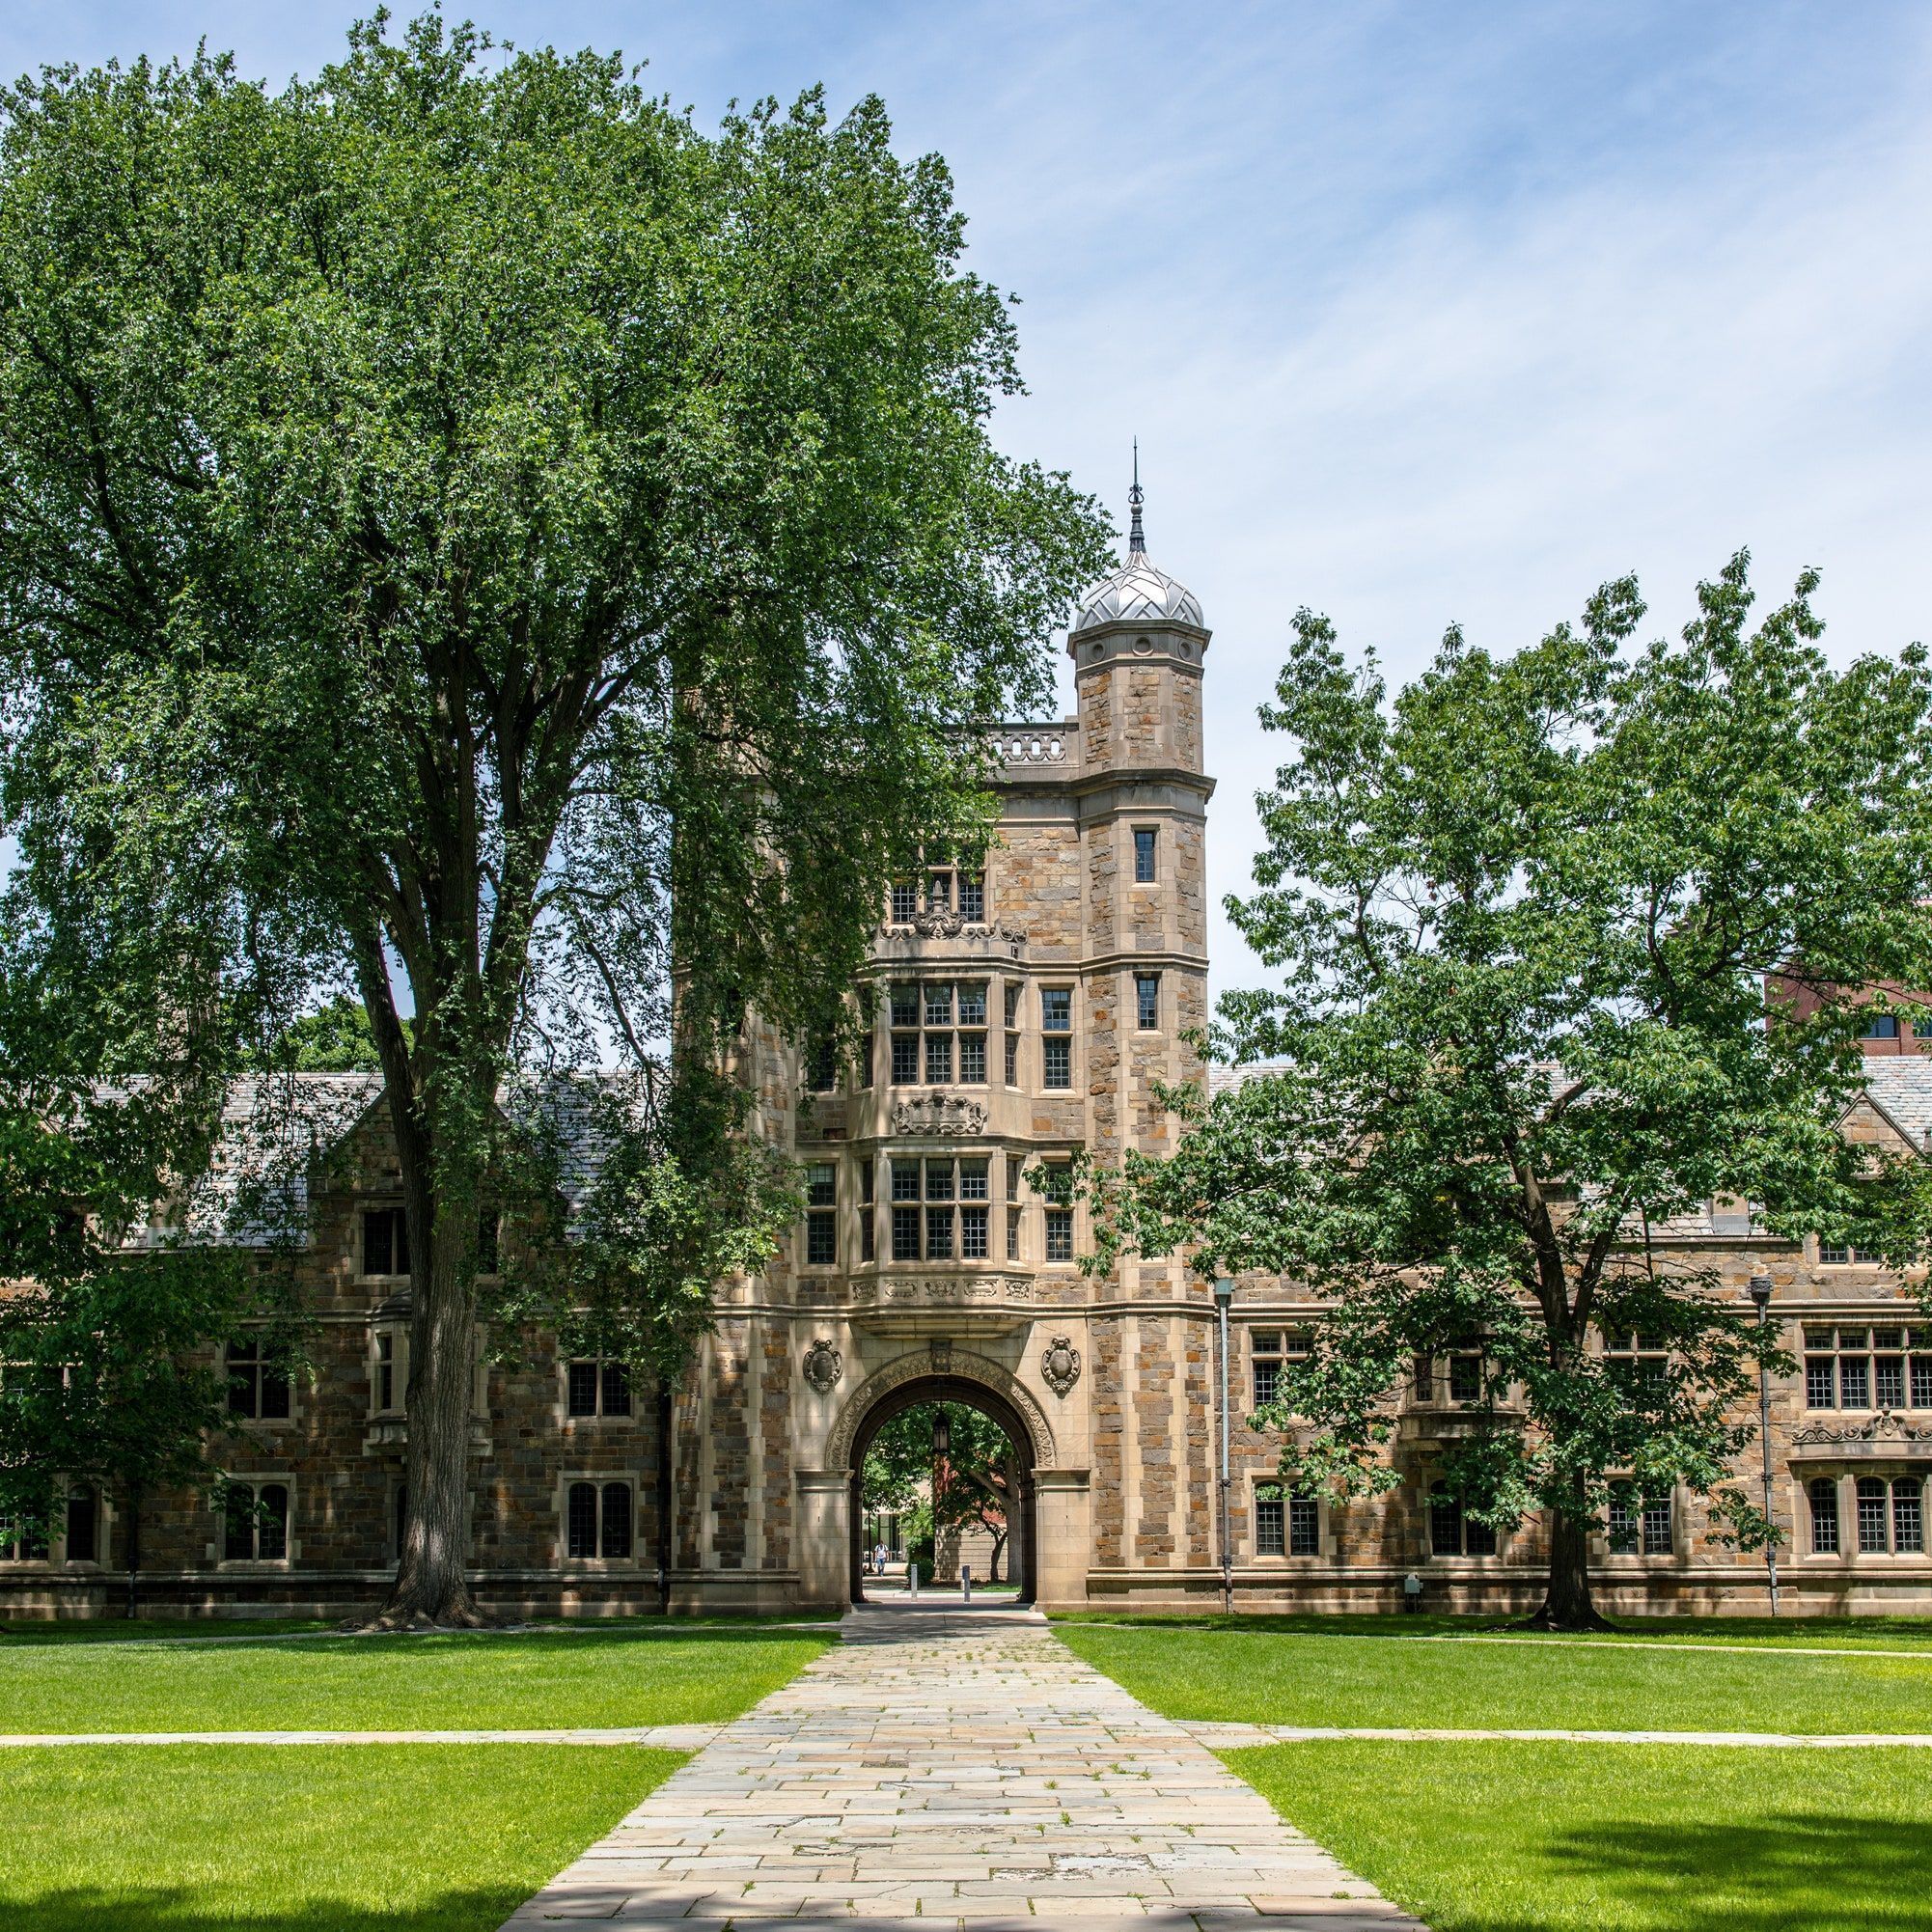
1746,1274,1780,1618
1213,1277,1235,1615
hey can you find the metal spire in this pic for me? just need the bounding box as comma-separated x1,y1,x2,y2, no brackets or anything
1127,438,1145,557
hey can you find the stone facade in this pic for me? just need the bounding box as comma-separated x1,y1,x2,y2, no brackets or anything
7,512,1931,1620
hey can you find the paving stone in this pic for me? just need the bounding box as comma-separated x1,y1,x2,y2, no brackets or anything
497,1602,1426,1932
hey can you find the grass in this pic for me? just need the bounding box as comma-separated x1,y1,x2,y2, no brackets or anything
0,1617,337,1645
1054,1619,1932,1733
0,1612,840,1646
1230,1740,1932,1932
0,1624,835,1733
2,1742,677,1931
1051,1610,1932,1651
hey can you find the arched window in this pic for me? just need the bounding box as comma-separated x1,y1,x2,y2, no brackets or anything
1808,1477,1839,1555
222,1481,289,1561
1856,1477,1889,1552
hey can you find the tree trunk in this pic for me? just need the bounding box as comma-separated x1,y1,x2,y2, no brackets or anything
655,1378,675,1615
123,1485,142,1621
987,1528,1007,1584
373,1212,486,1629
1522,1488,1613,1631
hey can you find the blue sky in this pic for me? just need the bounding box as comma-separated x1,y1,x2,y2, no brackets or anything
8,2,1932,997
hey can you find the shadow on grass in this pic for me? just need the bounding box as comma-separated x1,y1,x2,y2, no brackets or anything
1051,1610,1932,1645
1531,1813,1932,1932
4,1887,534,1932
0,1619,823,1651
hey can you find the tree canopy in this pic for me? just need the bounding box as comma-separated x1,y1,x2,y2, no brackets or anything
1091,556,1932,1626
0,13,1107,1622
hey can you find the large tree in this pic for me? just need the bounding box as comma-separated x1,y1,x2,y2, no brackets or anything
0,15,1106,1623
1090,557,1932,1627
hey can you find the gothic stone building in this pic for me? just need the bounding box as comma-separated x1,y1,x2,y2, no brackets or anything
6,501,1931,1618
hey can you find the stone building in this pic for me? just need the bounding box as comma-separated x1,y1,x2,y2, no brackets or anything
4,487,1929,1618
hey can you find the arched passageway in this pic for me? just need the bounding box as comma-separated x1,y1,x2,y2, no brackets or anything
845,1374,1038,1609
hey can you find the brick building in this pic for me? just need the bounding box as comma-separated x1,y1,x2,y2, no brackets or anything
5,487,1929,1618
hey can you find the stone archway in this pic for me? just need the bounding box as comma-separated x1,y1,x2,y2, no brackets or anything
831,1345,1050,1609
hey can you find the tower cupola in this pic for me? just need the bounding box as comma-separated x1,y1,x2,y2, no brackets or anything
1066,451,1207,776
1069,452,1206,637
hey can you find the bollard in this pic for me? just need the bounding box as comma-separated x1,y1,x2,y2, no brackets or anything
908,1562,920,1598
961,1563,972,1603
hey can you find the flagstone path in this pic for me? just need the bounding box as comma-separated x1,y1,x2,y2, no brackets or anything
497,1599,1425,1932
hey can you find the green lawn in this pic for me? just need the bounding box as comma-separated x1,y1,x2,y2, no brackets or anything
1054,1620,1932,1733
0,1624,834,1733
1231,1740,1932,1932
2,1743,677,1931
0,1617,336,1645
1052,1610,1932,1651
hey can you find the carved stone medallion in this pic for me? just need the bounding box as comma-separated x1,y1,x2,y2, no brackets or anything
892,1095,987,1137
929,1337,952,1373
802,1339,843,1394
1040,1335,1082,1397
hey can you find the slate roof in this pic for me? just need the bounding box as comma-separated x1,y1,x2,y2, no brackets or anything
173,1068,659,1248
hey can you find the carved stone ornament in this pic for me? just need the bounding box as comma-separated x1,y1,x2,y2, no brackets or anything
892,1095,988,1137
1793,1410,1932,1447
929,1337,953,1373
1040,1335,1082,1397
802,1339,843,1394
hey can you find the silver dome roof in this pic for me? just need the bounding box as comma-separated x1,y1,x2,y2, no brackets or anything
1070,465,1204,634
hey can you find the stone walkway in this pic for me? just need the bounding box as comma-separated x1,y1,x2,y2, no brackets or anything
498,1600,1423,1932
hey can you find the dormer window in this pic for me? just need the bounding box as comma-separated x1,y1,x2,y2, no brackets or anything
363,1206,410,1279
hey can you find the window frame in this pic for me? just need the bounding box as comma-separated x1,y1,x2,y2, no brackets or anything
1605,1480,1675,1559
1134,972,1161,1033
225,1334,294,1426
803,1161,839,1268
0,1484,103,1567
887,979,991,1090
1132,826,1159,885
562,1357,635,1423
1426,1483,1500,1559
1254,1481,1321,1559
560,1476,640,1567
218,1477,293,1566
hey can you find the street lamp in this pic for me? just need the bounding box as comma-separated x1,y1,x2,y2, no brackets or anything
1746,1274,1780,1618
1213,1277,1235,1615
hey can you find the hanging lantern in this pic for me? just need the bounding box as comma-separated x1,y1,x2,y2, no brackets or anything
931,1407,951,1460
